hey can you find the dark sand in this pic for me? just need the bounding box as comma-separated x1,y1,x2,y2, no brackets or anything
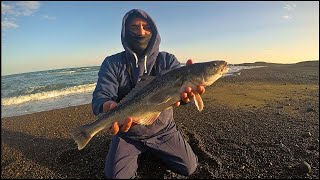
1,61,319,179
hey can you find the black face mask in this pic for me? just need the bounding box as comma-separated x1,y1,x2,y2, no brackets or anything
126,30,152,56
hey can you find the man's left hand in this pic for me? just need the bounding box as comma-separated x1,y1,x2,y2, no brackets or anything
174,59,206,107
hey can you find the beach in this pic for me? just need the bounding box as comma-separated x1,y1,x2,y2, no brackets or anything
1,61,319,179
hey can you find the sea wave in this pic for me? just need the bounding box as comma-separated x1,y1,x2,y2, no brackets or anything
5,83,73,98
57,70,77,74
2,83,97,106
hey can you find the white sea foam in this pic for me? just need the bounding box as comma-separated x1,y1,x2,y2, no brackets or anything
223,65,265,76
1,92,93,118
2,83,96,106
58,70,77,74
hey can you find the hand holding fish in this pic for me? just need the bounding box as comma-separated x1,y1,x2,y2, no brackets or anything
174,59,206,107
103,101,135,135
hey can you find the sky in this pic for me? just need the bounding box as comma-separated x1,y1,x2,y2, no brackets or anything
1,1,319,76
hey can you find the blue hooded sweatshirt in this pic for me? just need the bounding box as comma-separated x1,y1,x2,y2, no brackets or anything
92,9,181,140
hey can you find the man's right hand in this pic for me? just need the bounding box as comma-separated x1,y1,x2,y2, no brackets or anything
103,101,134,135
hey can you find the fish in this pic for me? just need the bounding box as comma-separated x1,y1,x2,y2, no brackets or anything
70,60,229,150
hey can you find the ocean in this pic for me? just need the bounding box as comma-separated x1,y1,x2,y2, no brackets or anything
1,64,263,118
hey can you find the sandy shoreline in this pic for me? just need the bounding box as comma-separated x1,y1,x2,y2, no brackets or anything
1,61,319,179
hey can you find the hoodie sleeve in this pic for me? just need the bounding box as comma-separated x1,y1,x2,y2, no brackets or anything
157,52,182,75
167,54,181,70
92,58,119,116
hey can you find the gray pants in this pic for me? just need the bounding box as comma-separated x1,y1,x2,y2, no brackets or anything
104,128,198,179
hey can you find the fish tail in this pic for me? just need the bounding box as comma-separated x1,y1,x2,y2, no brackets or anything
70,124,94,150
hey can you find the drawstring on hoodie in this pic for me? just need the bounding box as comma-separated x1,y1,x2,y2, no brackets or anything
133,53,138,68
144,55,147,74
128,53,148,84
133,53,148,74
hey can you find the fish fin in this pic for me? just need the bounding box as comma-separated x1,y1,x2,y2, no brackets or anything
70,124,93,150
193,93,204,112
133,112,161,125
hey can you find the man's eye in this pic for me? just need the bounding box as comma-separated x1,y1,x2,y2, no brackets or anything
129,27,138,31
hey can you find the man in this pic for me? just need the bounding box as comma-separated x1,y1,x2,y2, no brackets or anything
92,9,205,179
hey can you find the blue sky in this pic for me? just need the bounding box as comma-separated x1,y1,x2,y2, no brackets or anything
1,1,319,75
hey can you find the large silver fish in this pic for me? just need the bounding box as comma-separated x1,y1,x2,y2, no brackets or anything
71,60,228,150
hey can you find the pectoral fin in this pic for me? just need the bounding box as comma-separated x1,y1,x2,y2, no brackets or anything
133,112,161,125
193,93,204,111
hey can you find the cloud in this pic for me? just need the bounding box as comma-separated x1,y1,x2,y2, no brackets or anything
15,1,40,16
282,2,296,21
283,2,296,11
41,15,56,20
282,15,292,20
1,1,40,30
1,2,13,14
2,18,19,29
2,1,40,16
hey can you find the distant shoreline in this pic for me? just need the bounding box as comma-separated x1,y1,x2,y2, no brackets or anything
2,60,318,77
235,60,319,66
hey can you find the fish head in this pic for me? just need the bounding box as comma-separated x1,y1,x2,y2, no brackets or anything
186,60,229,87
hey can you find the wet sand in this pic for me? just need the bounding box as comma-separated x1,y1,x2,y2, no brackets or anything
1,61,319,179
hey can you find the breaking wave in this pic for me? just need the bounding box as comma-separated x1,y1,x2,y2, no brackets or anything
2,83,96,106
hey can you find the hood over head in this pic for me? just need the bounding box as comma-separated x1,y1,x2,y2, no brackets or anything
121,9,161,77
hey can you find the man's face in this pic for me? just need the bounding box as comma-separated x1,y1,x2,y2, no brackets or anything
128,17,152,36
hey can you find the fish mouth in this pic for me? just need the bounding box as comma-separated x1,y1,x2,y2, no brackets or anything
200,61,229,86
219,61,229,75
